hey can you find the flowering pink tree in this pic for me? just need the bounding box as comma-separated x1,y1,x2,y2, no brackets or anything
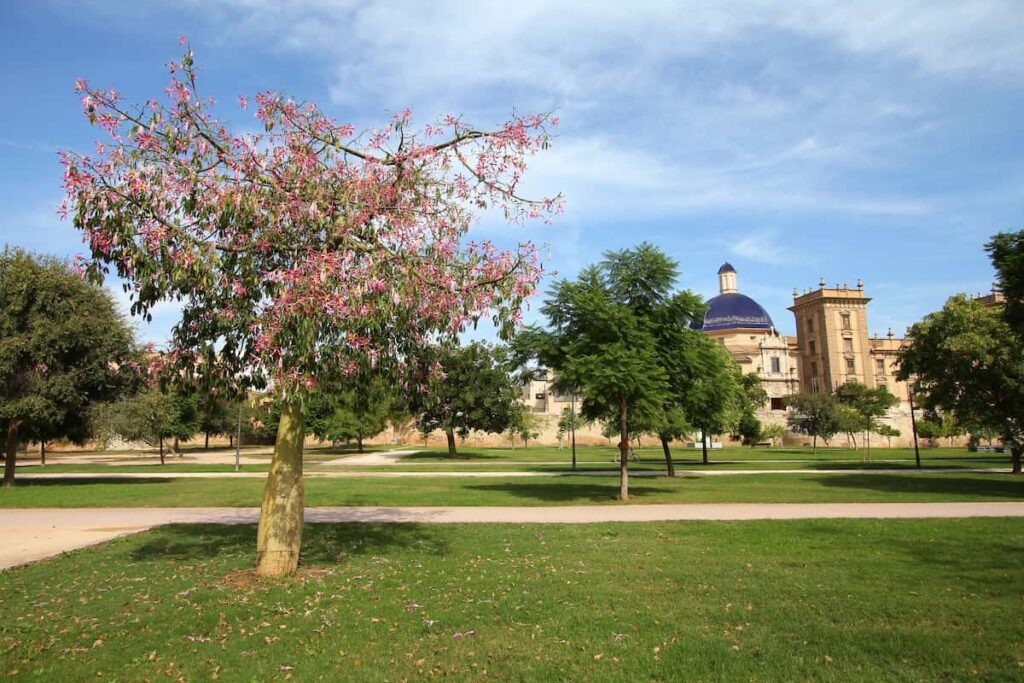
61,41,560,576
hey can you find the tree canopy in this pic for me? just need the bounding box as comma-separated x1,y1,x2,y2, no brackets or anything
413,343,521,456
898,293,1024,472
785,392,840,453
0,248,136,485
61,42,559,576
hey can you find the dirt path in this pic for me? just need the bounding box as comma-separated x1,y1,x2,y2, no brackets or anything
3,502,1024,570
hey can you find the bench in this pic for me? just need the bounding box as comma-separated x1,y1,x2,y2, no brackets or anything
752,441,773,448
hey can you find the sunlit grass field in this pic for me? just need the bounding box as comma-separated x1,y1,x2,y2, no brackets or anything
2,519,1021,681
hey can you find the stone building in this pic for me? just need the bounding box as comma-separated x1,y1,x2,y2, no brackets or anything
518,262,923,447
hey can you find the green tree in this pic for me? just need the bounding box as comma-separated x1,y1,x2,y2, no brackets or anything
732,410,763,447
730,373,769,448
0,248,136,484
520,261,669,499
986,231,1024,333
197,395,234,450
834,381,898,458
681,340,743,464
785,392,840,453
308,377,393,452
555,406,586,448
413,343,521,456
835,404,866,449
914,417,943,447
507,403,544,448
877,424,901,447
761,423,787,447
92,388,183,464
899,294,1024,473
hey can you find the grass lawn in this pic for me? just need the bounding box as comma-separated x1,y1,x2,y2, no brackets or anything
1,472,1022,507
1,519,1021,681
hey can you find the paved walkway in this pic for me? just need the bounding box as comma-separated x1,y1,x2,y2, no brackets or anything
3,502,1024,570
12,467,1009,480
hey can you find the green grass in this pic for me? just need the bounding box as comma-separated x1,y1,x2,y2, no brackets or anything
2,519,1022,681
2,471,1022,508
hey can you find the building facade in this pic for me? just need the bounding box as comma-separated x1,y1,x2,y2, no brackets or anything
516,262,923,447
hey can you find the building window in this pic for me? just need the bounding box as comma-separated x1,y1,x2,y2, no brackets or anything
807,318,814,332
809,340,816,355
843,338,853,353
535,393,546,400
846,358,855,372
770,397,785,411
876,358,885,374
810,361,818,377
770,357,781,373
841,313,851,330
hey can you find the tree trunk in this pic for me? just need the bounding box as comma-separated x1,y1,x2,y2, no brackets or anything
812,433,817,455
40,441,46,467
229,434,234,448
205,431,210,450
3,420,20,487
618,398,629,500
357,435,364,454
174,436,181,457
660,435,675,477
256,399,306,577
1012,446,1022,475
701,430,709,465
445,425,457,456
159,436,165,466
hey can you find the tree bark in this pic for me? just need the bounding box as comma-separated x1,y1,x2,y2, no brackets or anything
812,433,817,455
205,431,210,450
445,425,457,457
660,435,675,477
1012,446,1022,475
159,436,165,466
618,398,629,500
701,429,709,465
357,435,364,454
3,420,20,487
40,441,46,467
256,399,306,577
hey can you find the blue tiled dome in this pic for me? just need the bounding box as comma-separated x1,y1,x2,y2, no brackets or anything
699,292,774,332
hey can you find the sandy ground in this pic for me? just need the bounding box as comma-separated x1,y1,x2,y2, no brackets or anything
3,502,1024,570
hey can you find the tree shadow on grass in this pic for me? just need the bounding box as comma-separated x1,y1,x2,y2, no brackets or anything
401,450,503,461
129,522,449,563
465,480,683,503
815,473,1024,499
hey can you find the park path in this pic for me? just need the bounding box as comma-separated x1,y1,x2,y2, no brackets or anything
3,502,1024,570
11,467,1009,480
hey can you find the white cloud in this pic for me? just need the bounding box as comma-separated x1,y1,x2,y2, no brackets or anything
730,231,791,265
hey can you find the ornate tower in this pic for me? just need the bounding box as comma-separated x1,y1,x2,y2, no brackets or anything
788,279,873,393
717,262,738,294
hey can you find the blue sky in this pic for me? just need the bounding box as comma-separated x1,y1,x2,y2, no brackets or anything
2,1,1022,344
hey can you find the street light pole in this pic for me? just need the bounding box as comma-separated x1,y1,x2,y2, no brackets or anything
570,392,577,471
908,386,921,469
235,402,242,473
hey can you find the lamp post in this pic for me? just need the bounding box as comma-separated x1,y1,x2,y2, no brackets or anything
570,392,577,471
235,401,242,473
908,386,921,469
